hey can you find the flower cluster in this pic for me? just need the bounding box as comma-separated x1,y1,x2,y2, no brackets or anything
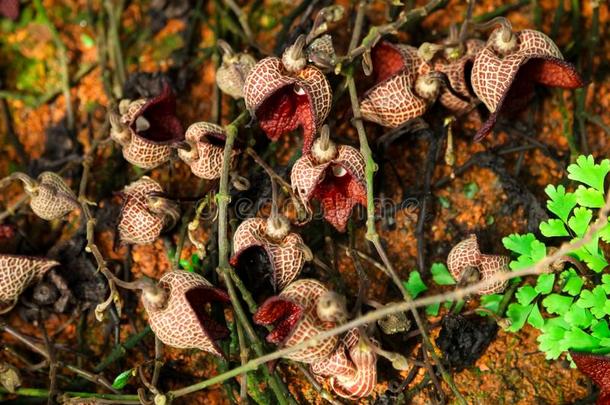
0,8,588,402
360,17,584,140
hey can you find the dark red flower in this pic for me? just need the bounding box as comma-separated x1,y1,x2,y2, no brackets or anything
253,279,340,364
229,217,307,291
291,135,366,232
0,0,19,21
360,41,443,128
471,26,584,140
110,83,184,169
142,271,231,357
570,351,610,405
243,36,332,153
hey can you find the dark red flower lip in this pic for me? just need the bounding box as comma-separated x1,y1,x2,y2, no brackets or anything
475,56,585,141
312,163,367,232
0,0,19,21
570,351,610,405
255,82,317,153
185,286,231,358
130,83,185,145
253,296,304,345
370,41,410,85
229,245,279,290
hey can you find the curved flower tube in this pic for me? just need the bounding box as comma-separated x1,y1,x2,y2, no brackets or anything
0,254,59,314
110,83,184,169
141,270,230,357
117,177,179,245
471,22,584,140
230,217,306,291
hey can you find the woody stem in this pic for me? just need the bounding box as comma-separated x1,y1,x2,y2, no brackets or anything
211,110,295,405
0,172,37,192
345,3,465,401
346,72,466,405
245,147,308,222
270,177,280,223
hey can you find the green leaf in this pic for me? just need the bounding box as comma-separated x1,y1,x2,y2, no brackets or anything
179,258,193,272
602,274,610,294
542,294,573,315
575,185,606,208
112,369,134,389
535,273,555,295
431,263,456,285
426,303,441,316
591,320,610,339
507,239,547,270
438,196,451,208
567,155,610,192
527,304,545,329
540,219,569,237
403,271,427,299
562,327,600,350
516,285,539,306
530,240,547,262
502,233,536,256
563,304,594,328
561,270,584,296
506,303,533,332
579,250,608,273
545,184,577,223
576,287,608,318
80,33,95,49
479,294,503,314
568,207,593,237
463,182,479,199
537,324,566,360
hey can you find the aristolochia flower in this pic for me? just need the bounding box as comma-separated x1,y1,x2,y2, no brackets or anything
291,129,366,232
447,234,509,294
0,254,59,314
310,328,378,399
360,41,443,128
141,271,230,357
243,35,332,153
253,279,341,363
471,20,584,140
117,177,179,245
110,83,184,169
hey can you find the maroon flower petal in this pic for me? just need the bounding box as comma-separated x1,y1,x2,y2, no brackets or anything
570,351,610,405
371,42,407,83
257,84,313,143
185,286,231,342
312,165,366,232
253,296,303,344
0,0,19,20
230,218,305,290
131,83,184,144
